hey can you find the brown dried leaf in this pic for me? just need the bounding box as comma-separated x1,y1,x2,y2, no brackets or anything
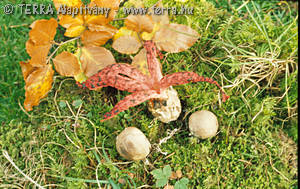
24,64,54,111
19,61,36,81
80,46,115,77
132,49,149,76
163,185,174,189
53,51,81,76
81,30,114,47
112,35,142,54
153,23,199,53
29,18,58,45
175,170,182,179
26,39,51,67
125,15,154,33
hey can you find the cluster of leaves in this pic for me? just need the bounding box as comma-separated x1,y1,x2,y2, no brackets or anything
19,0,120,111
151,165,189,189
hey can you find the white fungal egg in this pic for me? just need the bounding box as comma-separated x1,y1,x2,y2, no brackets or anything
116,127,151,160
147,87,181,123
188,110,219,139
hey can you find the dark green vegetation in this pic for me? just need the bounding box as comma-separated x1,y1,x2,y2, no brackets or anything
0,0,298,188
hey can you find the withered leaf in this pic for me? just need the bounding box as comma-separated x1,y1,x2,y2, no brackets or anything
131,49,149,76
26,39,51,67
150,1,169,25
112,35,142,54
81,30,114,47
153,23,199,53
53,51,81,76
29,18,58,45
19,61,36,81
24,64,54,111
125,15,154,33
80,46,115,77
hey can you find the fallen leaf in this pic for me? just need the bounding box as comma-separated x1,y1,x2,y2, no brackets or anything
80,46,115,77
81,30,114,47
150,2,169,25
19,61,36,80
153,23,199,53
176,170,182,179
113,27,139,41
24,64,54,111
26,40,51,67
164,185,174,189
131,48,149,76
112,35,142,54
88,24,117,34
170,172,177,180
53,51,81,76
91,0,120,22
125,15,154,33
29,18,58,44
59,15,85,37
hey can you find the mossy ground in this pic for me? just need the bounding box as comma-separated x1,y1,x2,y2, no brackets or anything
0,0,298,188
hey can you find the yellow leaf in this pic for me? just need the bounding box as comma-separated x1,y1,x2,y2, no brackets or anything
24,64,54,111
153,23,199,53
74,72,88,83
59,15,85,37
131,49,149,76
53,51,81,76
112,35,142,54
113,27,139,41
141,23,160,41
80,46,116,77
65,25,86,37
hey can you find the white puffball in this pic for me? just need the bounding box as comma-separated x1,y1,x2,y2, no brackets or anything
116,127,151,160
188,110,219,139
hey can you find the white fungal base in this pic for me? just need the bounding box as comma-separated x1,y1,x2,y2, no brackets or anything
147,87,182,123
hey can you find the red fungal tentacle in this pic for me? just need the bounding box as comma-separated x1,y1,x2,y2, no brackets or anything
160,72,229,102
76,63,151,92
100,90,162,121
144,40,163,83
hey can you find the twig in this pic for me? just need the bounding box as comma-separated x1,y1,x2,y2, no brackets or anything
46,37,80,64
155,129,179,155
2,150,45,189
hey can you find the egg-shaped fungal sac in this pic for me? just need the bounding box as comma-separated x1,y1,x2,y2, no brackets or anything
116,127,151,160
147,87,181,123
188,110,219,139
